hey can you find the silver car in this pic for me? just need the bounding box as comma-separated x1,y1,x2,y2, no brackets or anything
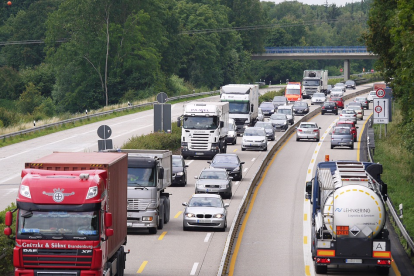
241,127,268,151
182,194,229,231
339,109,357,124
330,127,354,149
194,168,232,199
311,93,326,105
354,96,369,110
296,122,321,142
346,103,364,120
270,113,289,131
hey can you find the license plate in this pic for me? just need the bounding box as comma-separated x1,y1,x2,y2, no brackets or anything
327,109,332,111
206,189,218,192
346,259,362,264
264,112,269,114
297,110,302,113
197,219,212,223
195,152,204,155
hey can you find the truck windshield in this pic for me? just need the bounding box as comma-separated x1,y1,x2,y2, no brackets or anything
128,168,156,187
17,210,99,239
286,89,300,95
228,102,249,114
183,116,219,130
302,80,320,86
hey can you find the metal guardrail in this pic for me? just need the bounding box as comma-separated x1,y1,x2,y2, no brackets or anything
0,90,219,141
217,86,372,276
367,119,414,256
264,46,371,54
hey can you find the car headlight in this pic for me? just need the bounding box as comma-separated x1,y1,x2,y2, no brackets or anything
142,216,153,221
282,121,287,125
213,214,225,218
86,186,98,199
185,213,195,218
197,184,204,188
259,140,265,142
243,125,248,128
20,185,31,199
221,184,229,189
271,109,274,112
177,172,184,176
232,167,240,172
293,108,296,111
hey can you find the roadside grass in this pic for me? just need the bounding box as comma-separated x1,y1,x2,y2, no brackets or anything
372,107,414,261
0,93,217,148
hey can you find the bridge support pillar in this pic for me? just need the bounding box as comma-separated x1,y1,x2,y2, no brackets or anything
344,59,350,81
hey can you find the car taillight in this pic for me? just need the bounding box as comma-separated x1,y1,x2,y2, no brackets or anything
353,115,356,117
334,107,337,109
322,106,325,109
313,129,319,132
377,260,391,265
298,129,302,132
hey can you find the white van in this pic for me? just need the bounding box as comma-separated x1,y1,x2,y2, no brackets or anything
226,118,237,144
277,105,294,125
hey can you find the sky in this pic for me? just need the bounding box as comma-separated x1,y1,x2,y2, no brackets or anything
263,0,360,7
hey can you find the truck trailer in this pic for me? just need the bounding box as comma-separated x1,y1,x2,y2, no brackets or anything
114,149,172,234
305,160,390,275
220,84,259,135
4,152,128,276
178,102,229,159
302,70,328,98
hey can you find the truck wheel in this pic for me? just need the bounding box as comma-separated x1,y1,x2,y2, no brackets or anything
149,227,158,234
158,204,165,230
315,264,327,274
117,247,125,276
164,197,170,223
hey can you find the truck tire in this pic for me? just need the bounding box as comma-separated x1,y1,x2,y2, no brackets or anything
149,227,157,234
117,247,125,276
164,197,170,224
315,264,327,274
158,204,164,230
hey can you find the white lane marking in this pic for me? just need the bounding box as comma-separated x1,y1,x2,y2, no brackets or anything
243,168,248,172
190,263,199,275
186,160,194,165
235,181,240,185
1,175,19,184
204,233,211,242
112,124,153,138
303,118,338,276
251,158,256,162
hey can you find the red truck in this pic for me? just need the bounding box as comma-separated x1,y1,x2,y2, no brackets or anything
3,152,128,276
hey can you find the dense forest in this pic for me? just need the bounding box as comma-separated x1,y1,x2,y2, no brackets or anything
0,0,374,127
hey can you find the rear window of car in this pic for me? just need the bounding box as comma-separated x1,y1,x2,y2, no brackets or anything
331,97,341,101
337,123,352,128
300,124,317,128
271,114,287,120
334,128,351,134
342,109,354,114
294,102,307,107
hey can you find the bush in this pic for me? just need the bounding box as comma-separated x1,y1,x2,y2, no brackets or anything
122,122,181,151
259,88,284,104
0,203,17,275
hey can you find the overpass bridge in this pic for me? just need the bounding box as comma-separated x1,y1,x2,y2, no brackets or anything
252,46,378,80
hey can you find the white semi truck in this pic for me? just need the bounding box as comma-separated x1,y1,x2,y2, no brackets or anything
178,102,229,159
113,149,172,234
305,160,390,275
220,84,259,135
302,70,328,98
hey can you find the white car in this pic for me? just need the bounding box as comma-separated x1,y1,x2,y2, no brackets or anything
330,88,344,98
367,90,378,102
241,127,268,151
311,93,326,105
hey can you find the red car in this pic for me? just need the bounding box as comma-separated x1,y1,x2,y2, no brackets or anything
330,96,344,109
336,120,358,142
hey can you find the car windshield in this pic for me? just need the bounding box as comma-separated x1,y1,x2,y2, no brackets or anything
313,93,325,97
345,81,355,84
188,197,223,207
286,89,300,95
333,128,351,135
244,129,265,136
260,102,273,108
277,109,292,115
17,210,99,239
127,167,156,187
172,158,182,167
300,124,317,128
255,122,273,129
183,116,219,130
199,171,227,179
294,102,307,107
271,114,287,120
212,155,239,164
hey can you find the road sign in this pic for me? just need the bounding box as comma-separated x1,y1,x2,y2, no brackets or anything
340,68,343,72
373,98,389,124
97,125,112,139
157,92,168,103
376,88,386,98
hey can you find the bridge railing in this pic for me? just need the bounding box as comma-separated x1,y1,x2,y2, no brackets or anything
264,46,370,54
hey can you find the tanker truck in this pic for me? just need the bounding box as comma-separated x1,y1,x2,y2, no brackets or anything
3,152,128,276
305,160,390,275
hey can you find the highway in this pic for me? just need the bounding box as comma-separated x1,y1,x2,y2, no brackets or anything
1,84,411,275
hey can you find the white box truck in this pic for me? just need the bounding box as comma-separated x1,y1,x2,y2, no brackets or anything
302,70,328,98
178,102,229,159
220,84,259,135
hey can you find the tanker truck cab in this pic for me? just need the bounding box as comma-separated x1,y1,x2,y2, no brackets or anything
306,161,391,275
178,102,229,159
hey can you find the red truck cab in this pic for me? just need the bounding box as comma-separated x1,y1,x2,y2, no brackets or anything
4,152,128,276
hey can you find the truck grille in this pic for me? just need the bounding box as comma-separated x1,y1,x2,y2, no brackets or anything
22,249,92,269
189,133,210,150
127,199,149,210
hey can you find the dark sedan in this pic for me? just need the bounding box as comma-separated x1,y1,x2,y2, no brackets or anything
292,101,309,115
321,101,338,115
172,155,188,186
345,80,356,89
254,121,275,141
259,102,275,116
208,153,244,181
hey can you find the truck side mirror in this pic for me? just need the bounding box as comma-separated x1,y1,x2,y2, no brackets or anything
177,117,181,127
305,181,313,200
381,183,388,201
4,227,12,236
158,167,164,179
105,212,113,228
251,104,254,112
5,211,12,226
220,121,224,128
105,228,114,237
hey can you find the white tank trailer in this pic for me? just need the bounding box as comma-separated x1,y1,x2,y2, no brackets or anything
305,160,390,275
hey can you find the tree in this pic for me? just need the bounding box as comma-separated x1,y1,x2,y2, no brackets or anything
17,82,43,114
